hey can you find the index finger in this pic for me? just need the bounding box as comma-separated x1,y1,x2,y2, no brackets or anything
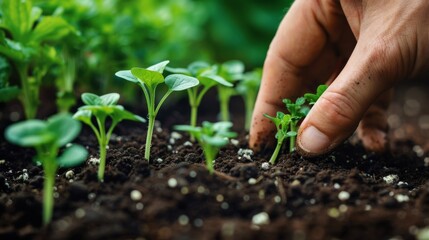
249,0,335,151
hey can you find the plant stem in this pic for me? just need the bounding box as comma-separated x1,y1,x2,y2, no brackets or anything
98,142,107,181
290,123,297,152
145,115,155,161
17,64,38,119
244,93,255,131
204,145,216,174
43,161,56,225
269,139,284,164
218,86,231,121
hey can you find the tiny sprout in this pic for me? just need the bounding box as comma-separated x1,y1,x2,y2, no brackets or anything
263,112,296,164
5,113,88,225
175,121,237,174
216,60,245,121
264,85,327,164
116,61,199,161
74,93,144,181
236,68,262,131
167,61,232,133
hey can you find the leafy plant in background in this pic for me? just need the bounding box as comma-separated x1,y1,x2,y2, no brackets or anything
216,60,244,121
73,93,145,181
265,85,327,164
175,121,236,174
0,0,75,119
236,68,262,131
115,61,199,161
5,113,88,225
166,61,232,136
0,56,19,102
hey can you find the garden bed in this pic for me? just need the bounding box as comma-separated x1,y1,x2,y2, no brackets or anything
1,88,429,240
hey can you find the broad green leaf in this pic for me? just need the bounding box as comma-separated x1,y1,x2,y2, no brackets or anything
5,120,54,146
199,74,232,87
111,107,146,123
174,125,201,134
115,70,139,83
1,0,33,41
82,93,100,105
31,16,73,43
47,113,81,146
317,85,328,95
0,86,20,102
188,61,210,76
221,60,245,74
165,74,199,91
73,110,92,125
99,93,120,106
202,135,228,147
165,67,191,75
131,67,164,88
146,60,170,73
212,121,233,131
57,144,88,168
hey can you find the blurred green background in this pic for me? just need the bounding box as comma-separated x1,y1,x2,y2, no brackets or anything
33,0,293,92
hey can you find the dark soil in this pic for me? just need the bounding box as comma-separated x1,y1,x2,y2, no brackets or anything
1,86,429,240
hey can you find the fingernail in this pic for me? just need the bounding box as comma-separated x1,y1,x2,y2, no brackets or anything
299,126,330,154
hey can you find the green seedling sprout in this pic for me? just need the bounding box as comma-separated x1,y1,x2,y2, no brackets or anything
282,97,309,152
175,121,237,174
166,61,233,138
236,68,262,131
5,113,88,225
216,60,245,121
74,93,145,181
115,61,199,161
263,112,296,164
264,85,327,164
0,0,75,118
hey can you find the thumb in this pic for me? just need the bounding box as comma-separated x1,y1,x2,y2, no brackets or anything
296,41,401,157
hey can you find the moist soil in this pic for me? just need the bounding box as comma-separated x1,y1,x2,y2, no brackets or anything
1,88,429,240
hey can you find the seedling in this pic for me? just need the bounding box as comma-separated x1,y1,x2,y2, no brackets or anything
264,85,327,163
263,112,296,164
166,61,233,134
175,121,236,174
115,61,199,161
5,113,88,225
236,68,262,131
0,0,75,118
74,93,145,181
216,60,245,121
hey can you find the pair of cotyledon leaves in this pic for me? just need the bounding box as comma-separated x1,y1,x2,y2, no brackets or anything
5,114,87,168
175,121,236,147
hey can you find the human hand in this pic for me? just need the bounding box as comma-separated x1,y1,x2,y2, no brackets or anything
249,0,429,157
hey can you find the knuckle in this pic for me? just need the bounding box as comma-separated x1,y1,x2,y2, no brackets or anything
315,90,359,127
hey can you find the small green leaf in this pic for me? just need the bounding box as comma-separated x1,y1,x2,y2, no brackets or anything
31,16,73,43
100,93,120,106
57,144,88,168
165,67,191,75
296,97,305,105
115,70,139,83
47,114,81,147
73,110,92,125
5,120,54,146
199,74,232,87
82,93,100,105
188,61,210,76
287,131,297,137
317,85,328,95
202,135,229,147
165,74,199,91
174,125,201,133
131,67,164,88
111,106,146,123
146,60,170,73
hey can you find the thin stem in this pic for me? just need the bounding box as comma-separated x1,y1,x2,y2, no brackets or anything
42,158,56,225
17,64,38,119
244,93,255,131
289,122,297,152
144,115,155,161
204,145,216,174
269,139,284,164
154,90,172,116
218,86,231,121
98,142,107,181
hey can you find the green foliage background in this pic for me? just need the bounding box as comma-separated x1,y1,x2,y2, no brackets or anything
32,0,293,89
